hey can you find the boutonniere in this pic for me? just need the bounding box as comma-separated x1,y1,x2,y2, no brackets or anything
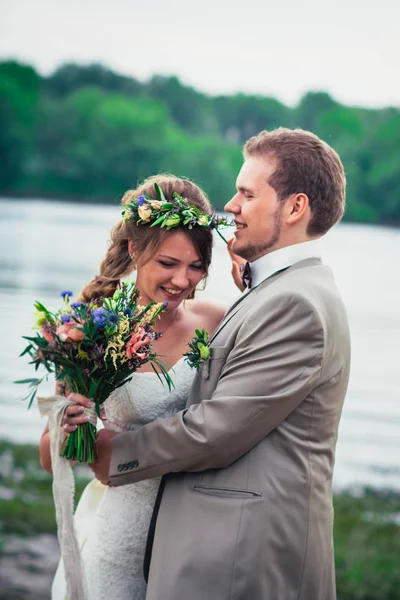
183,328,210,370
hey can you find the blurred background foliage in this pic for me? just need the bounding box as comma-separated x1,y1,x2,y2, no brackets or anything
1,60,399,224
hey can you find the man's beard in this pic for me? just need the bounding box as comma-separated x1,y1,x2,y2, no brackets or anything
235,206,282,262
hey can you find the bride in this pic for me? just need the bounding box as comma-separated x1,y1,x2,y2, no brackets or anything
39,174,231,600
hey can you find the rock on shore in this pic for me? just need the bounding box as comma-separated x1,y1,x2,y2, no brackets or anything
0,535,60,600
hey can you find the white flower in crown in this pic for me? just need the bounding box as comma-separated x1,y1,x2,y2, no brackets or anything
149,200,163,210
197,215,209,226
138,204,153,222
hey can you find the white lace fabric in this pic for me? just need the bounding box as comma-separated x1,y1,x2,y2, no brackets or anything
52,358,194,600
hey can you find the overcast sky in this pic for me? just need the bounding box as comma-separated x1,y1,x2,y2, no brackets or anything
1,0,398,108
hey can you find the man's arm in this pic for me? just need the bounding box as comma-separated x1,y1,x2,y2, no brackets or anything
109,292,325,485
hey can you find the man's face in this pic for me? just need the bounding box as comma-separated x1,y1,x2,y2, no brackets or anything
224,155,284,262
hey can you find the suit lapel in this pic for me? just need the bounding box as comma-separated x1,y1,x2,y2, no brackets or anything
209,289,253,344
209,263,299,345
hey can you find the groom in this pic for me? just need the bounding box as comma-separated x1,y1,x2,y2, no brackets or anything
92,128,351,599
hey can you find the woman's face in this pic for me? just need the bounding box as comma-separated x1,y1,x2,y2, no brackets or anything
133,230,205,309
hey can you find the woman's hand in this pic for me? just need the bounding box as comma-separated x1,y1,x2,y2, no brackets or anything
62,393,96,434
227,238,247,292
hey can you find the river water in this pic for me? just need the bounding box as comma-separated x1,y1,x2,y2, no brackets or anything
1,198,399,491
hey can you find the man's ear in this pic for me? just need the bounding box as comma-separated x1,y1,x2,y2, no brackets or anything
285,193,310,225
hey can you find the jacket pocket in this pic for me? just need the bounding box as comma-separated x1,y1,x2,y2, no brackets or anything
193,485,262,499
209,346,229,360
202,346,229,380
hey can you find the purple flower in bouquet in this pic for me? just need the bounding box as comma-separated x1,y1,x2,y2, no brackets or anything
71,302,84,309
93,308,109,327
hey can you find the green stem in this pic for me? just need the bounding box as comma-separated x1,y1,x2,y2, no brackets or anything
60,421,97,463
216,229,229,245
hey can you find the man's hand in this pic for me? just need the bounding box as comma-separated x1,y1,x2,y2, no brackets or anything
227,238,247,292
89,429,116,485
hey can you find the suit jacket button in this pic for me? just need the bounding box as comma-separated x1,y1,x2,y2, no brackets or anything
132,460,139,468
117,464,123,472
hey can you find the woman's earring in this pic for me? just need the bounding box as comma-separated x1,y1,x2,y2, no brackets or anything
188,277,206,300
196,277,207,292
129,254,137,272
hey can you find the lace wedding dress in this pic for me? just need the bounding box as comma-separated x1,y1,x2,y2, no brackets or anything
51,357,194,600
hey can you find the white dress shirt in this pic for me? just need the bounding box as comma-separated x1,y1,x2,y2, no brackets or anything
250,239,322,288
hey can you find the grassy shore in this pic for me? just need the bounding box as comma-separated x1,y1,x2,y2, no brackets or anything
1,441,400,600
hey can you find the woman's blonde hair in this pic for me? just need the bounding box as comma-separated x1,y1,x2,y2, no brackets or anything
79,175,213,302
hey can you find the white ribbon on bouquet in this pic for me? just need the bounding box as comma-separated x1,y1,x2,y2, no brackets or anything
38,395,97,600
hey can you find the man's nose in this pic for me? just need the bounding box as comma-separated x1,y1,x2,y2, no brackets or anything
224,194,240,213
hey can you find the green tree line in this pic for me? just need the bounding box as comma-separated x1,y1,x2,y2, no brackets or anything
1,60,399,225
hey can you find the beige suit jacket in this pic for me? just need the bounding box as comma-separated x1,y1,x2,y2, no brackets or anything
110,258,351,600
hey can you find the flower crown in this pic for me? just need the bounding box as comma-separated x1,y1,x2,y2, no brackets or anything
121,183,233,236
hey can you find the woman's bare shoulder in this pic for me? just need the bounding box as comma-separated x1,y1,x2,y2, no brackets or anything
188,297,228,317
186,298,227,333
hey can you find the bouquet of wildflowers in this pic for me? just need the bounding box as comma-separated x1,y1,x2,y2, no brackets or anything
17,282,172,462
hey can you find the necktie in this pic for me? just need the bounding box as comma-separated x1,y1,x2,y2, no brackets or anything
240,261,252,289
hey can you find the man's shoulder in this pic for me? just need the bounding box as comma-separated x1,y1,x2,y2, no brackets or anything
257,259,334,296
248,260,329,307
252,259,347,327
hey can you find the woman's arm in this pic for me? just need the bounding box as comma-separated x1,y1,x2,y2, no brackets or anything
38,392,93,474
39,422,53,474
